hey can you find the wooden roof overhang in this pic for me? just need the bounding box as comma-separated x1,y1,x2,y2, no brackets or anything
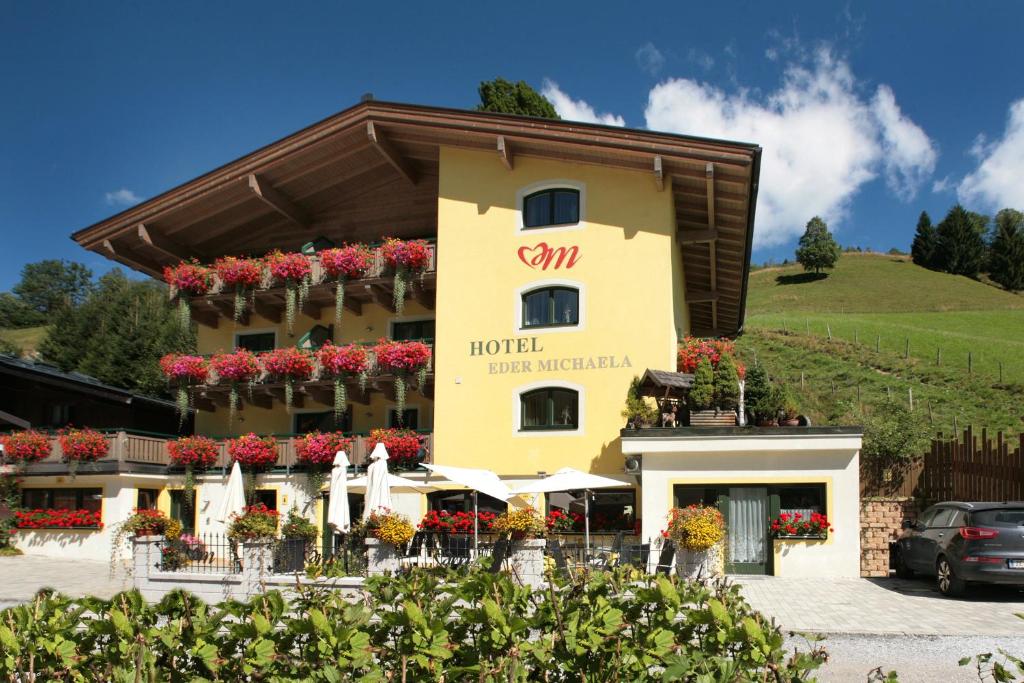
71,101,761,336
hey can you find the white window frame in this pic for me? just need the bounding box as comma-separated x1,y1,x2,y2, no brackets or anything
234,328,277,352
515,179,586,234
512,380,585,438
515,278,585,336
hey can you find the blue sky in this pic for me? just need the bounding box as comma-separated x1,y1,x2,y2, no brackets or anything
3,2,1024,290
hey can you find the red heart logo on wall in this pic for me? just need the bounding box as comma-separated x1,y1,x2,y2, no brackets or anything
517,244,545,269
517,242,582,270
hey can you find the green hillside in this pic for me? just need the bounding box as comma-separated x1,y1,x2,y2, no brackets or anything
737,253,1024,436
0,326,49,357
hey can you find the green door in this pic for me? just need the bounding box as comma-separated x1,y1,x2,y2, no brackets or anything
718,487,770,575
169,490,195,535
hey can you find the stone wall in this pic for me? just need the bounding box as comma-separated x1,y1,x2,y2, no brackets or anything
860,498,918,577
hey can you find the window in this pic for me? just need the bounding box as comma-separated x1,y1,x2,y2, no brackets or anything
137,488,160,511
22,488,101,513
236,331,275,353
253,489,278,511
392,319,435,341
522,287,579,328
169,490,196,534
388,408,419,429
428,490,506,516
523,188,580,229
294,410,351,433
520,387,578,430
777,485,825,520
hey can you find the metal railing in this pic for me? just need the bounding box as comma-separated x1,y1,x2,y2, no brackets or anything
158,533,240,574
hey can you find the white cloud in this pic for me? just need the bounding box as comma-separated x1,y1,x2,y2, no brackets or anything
958,99,1024,210
644,47,936,247
687,48,714,71
541,79,625,127
932,175,954,194
635,42,665,76
871,85,937,200
104,188,142,206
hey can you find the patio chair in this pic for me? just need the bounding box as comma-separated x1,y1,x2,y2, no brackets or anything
655,541,676,576
488,539,509,573
590,531,625,568
549,539,568,573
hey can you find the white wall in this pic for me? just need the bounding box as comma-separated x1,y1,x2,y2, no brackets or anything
636,441,861,578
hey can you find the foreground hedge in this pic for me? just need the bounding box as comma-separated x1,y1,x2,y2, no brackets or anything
0,566,827,681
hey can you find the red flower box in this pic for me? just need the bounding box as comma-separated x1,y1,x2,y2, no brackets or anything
0,430,52,464
367,428,423,467
295,431,353,467
380,238,432,272
265,250,312,283
260,347,315,380
419,509,496,534
770,511,832,538
15,508,102,529
214,256,264,289
316,342,369,377
677,336,745,378
320,244,374,280
228,433,278,468
159,354,210,384
373,339,431,374
167,436,220,468
58,428,109,463
163,260,213,296
210,349,261,384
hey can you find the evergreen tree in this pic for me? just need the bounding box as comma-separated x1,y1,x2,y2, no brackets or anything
688,358,715,411
476,78,560,119
935,204,987,278
713,354,741,410
795,216,841,274
744,362,770,411
910,211,938,269
990,208,1024,291
39,270,194,396
11,260,94,320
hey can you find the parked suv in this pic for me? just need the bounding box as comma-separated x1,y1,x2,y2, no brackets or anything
894,502,1024,596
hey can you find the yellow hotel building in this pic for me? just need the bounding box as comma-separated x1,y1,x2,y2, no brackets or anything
19,100,862,577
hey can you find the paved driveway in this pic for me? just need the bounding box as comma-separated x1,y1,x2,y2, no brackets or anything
736,575,1024,635
0,556,131,608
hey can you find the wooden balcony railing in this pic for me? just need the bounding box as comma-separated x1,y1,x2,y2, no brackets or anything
23,430,433,470
185,242,437,327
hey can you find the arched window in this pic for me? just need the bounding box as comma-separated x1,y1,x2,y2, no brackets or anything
520,387,579,431
522,286,579,328
522,188,580,229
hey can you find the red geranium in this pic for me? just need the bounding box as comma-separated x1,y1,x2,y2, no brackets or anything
295,431,353,467
373,339,432,374
677,337,746,378
58,428,109,463
380,237,432,272
546,509,585,532
214,256,264,289
163,260,213,296
159,354,209,383
228,433,278,468
210,349,261,384
367,428,423,467
167,436,220,468
260,347,315,380
16,508,102,529
320,244,375,280
317,342,369,377
419,509,495,534
265,250,312,283
769,511,832,537
0,430,52,464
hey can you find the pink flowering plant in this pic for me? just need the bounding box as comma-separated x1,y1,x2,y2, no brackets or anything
265,250,313,334
676,337,746,378
319,244,374,327
163,259,213,329
380,237,432,313
372,339,432,418
316,342,369,421
260,347,314,411
214,256,265,321
210,349,261,421
295,431,352,493
159,353,210,422
168,435,220,506
228,433,278,498
0,430,52,465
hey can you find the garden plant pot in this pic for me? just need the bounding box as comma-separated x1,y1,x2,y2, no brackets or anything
688,409,737,427
276,538,308,573
507,538,546,588
675,543,724,580
365,537,400,575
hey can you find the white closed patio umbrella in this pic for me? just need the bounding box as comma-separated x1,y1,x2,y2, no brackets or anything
362,442,392,520
326,450,351,533
217,461,247,525
513,467,626,555
421,463,513,552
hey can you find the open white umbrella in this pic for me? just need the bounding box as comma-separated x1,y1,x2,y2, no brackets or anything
422,463,513,552
326,450,351,533
216,461,247,525
347,472,434,491
513,467,626,555
362,442,392,520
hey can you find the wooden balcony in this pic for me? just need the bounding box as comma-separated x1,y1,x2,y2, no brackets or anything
188,243,437,328
6,430,433,474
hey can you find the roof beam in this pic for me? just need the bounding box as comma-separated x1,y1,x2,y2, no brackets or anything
677,228,718,245
99,239,162,278
366,121,417,187
686,290,720,304
136,223,192,262
653,155,664,191
497,135,513,170
247,174,311,229
706,163,719,330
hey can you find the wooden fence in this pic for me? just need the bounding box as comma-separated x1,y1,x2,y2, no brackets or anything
862,427,1024,502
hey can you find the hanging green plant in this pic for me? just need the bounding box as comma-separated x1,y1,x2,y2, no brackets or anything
373,339,432,418
159,354,209,424
265,250,313,335
319,244,374,330
260,347,315,412
228,433,278,502
214,256,264,322
167,436,219,509
210,349,262,424
316,342,370,424
295,431,353,497
163,260,213,329
380,237,432,314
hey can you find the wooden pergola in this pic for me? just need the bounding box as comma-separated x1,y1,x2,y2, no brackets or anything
72,100,761,336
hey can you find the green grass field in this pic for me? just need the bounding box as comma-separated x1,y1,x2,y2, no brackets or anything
0,326,49,356
741,253,1024,436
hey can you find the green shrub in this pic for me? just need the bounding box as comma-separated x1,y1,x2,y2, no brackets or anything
0,566,829,681
713,354,741,410
688,357,715,411
280,508,318,541
621,375,658,427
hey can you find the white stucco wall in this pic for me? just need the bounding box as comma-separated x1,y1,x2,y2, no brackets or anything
625,433,861,578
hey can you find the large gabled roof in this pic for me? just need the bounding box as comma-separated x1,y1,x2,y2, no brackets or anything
71,100,761,336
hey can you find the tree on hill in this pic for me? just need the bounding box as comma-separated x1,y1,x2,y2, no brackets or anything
911,210,939,269
476,78,559,119
935,204,987,278
0,292,45,328
11,260,94,321
990,208,1024,291
795,216,841,274
40,269,194,396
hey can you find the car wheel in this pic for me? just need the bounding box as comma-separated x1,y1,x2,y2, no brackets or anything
936,556,966,597
893,549,914,579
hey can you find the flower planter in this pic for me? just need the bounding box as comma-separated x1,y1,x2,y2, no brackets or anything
688,410,737,427
365,537,401,576
675,543,724,580
276,538,309,573
506,538,546,589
